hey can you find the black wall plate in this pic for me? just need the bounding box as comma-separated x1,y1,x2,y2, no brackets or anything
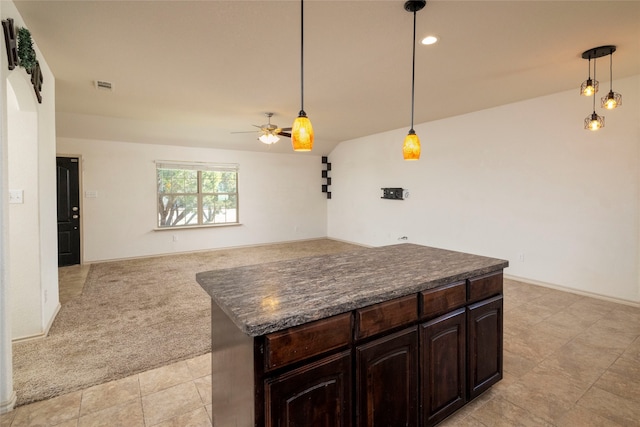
381,188,404,200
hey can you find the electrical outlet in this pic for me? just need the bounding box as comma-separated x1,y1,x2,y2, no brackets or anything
518,253,525,262
172,235,178,242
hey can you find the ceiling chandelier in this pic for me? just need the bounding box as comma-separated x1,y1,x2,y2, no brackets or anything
402,0,426,161
291,0,314,152
580,45,621,131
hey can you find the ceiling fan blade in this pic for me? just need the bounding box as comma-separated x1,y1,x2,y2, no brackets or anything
279,132,291,138
231,131,259,134
280,127,292,131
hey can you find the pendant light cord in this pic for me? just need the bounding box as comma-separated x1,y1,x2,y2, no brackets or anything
300,0,305,113
410,8,416,131
592,58,597,111
609,49,613,91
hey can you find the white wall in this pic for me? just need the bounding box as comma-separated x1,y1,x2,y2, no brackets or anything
2,2,59,340
328,75,640,303
1,0,59,410
57,138,328,262
7,79,41,338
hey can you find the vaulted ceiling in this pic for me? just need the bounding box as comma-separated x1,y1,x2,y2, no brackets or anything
14,0,640,155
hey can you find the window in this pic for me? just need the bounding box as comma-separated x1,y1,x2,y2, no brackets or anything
156,161,238,228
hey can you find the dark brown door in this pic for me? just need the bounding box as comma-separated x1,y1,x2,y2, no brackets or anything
265,350,352,427
56,157,80,266
467,295,503,400
421,308,466,427
356,327,418,427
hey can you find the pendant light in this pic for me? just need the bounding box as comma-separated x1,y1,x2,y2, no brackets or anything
579,56,598,96
601,47,622,110
584,56,604,131
580,45,617,131
402,1,426,161
291,0,314,152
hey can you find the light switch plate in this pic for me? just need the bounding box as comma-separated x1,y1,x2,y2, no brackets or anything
9,189,23,204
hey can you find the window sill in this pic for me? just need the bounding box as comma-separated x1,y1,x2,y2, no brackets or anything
153,223,242,231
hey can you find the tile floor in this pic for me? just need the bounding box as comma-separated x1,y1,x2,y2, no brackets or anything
1,267,639,426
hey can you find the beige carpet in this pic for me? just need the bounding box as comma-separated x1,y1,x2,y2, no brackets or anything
12,239,363,406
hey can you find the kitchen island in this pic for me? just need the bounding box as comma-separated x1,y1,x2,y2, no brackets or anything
197,243,508,426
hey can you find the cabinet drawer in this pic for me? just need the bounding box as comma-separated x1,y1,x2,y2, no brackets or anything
467,272,503,303
355,295,418,340
265,313,352,371
420,281,466,320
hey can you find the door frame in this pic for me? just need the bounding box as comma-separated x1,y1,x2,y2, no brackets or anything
56,154,83,265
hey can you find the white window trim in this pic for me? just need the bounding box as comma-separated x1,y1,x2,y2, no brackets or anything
155,160,239,229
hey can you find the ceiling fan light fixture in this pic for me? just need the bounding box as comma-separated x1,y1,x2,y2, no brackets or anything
259,133,280,144
292,111,314,151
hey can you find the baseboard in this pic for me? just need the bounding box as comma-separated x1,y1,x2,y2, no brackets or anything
0,390,16,414
11,303,61,343
43,303,62,336
87,237,365,264
504,274,640,308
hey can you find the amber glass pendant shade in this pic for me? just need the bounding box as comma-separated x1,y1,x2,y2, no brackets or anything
291,112,314,151
402,131,420,160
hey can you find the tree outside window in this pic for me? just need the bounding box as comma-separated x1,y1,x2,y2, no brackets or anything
156,162,238,228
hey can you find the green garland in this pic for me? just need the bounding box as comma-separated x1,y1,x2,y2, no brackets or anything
17,27,36,71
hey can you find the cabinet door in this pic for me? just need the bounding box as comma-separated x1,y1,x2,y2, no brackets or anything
264,350,352,427
420,308,466,427
467,294,503,400
356,327,418,427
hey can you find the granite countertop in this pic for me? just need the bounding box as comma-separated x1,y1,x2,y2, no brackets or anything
196,244,509,337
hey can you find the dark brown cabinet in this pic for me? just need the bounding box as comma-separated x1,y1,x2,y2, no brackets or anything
467,294,503,399
210,270,504,426
420,308,466,427
264,350,352,427
356,327,419,427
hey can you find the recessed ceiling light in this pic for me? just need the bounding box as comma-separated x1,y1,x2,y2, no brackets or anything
421,35,438,45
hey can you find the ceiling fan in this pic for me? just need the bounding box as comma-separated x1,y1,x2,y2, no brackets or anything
232,112,292,145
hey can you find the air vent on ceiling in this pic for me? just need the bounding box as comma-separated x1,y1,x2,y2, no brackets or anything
94,80,113,91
